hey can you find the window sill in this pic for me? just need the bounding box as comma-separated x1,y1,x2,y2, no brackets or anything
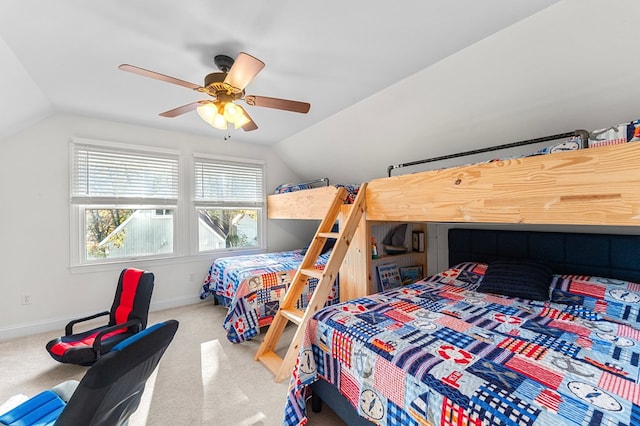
69,248,266,275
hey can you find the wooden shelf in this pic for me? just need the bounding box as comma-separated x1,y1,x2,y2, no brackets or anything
372,251,425,293
373,251,421,261
340,215,426,299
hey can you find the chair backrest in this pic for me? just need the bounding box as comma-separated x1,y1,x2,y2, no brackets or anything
54,319,179,426
108,268,154,329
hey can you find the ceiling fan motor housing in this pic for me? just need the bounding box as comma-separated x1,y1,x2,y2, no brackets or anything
214,54,235,73
203,71,243,100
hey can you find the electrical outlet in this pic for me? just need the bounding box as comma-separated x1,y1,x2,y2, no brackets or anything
21,294,31,305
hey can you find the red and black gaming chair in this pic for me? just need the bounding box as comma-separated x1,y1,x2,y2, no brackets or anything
1,320,178,426
45,268,154,366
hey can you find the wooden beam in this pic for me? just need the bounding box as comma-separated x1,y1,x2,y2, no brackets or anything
366,143,640,226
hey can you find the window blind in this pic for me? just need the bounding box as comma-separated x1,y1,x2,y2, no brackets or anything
194,158,264,205
72,143,179,201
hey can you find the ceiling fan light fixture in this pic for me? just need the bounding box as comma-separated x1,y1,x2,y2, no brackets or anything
211,113,228,130
233,111,251,129
196,102,217,123
223,102,243,123
197,102,228,130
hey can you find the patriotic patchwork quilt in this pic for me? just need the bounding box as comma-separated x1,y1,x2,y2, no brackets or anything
200,250,338,343
284,262,640,425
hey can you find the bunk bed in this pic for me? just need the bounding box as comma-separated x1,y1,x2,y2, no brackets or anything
199,184,360,343
279,127,640,425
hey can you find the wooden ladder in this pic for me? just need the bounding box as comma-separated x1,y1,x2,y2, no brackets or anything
256,182,367,382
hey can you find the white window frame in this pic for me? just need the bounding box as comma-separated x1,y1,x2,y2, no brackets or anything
69,138,181,267
192,153,266,254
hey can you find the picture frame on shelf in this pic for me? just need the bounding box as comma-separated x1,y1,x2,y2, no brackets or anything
400,265,423,285
412,230,425,252
376,263,402,292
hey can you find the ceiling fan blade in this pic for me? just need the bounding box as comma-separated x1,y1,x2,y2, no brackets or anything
224,52,265,91
238,105,258,131
118,64,202,91
159,101,203,117
244,95,310,114
242,121,258,131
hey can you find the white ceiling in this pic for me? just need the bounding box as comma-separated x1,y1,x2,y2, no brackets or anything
0,0,558,145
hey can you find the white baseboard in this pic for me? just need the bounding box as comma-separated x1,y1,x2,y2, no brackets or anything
149,295,202,312
0,296,202,341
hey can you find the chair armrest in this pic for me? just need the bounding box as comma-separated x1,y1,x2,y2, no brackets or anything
92,318,143,357
65,311,110,336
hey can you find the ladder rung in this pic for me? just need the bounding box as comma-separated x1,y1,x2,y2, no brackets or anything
300,268,323,280
280,308,304,325
318,231,340,239
257,350,283,376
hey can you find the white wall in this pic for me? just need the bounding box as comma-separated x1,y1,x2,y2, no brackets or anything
0,113,317,339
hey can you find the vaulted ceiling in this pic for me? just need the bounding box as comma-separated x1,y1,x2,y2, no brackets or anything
2,1,638,184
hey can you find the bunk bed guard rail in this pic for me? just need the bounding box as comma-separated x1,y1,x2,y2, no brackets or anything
387,129,589,177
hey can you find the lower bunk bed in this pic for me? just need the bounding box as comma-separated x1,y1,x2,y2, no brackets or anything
200,249,339,343
284,228,640,425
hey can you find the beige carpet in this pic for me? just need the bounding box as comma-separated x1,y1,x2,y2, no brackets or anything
0,302,345,425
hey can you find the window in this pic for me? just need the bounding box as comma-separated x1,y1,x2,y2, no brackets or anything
194,155,265,252
71,139,179,264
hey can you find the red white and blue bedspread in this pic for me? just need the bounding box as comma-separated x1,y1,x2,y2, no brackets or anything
200,250,338,343
284,262,640,425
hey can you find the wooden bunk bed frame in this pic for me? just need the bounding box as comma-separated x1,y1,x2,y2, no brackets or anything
269,142,640,225
268,143,640,303
366,141,640,225
267,185,343,220
267,141,640,423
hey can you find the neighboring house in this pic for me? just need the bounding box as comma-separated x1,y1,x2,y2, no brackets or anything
99,209,174,258
197,211,258,251
100,210,257,256
197,211,227,252
233,213,258,246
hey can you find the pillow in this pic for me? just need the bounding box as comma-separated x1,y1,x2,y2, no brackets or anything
477,259,552,301
426,262,487,289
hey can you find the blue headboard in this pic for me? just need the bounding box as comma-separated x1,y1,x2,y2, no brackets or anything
448,228,640,283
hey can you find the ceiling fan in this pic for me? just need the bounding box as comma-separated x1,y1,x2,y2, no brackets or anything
118,52,310,132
